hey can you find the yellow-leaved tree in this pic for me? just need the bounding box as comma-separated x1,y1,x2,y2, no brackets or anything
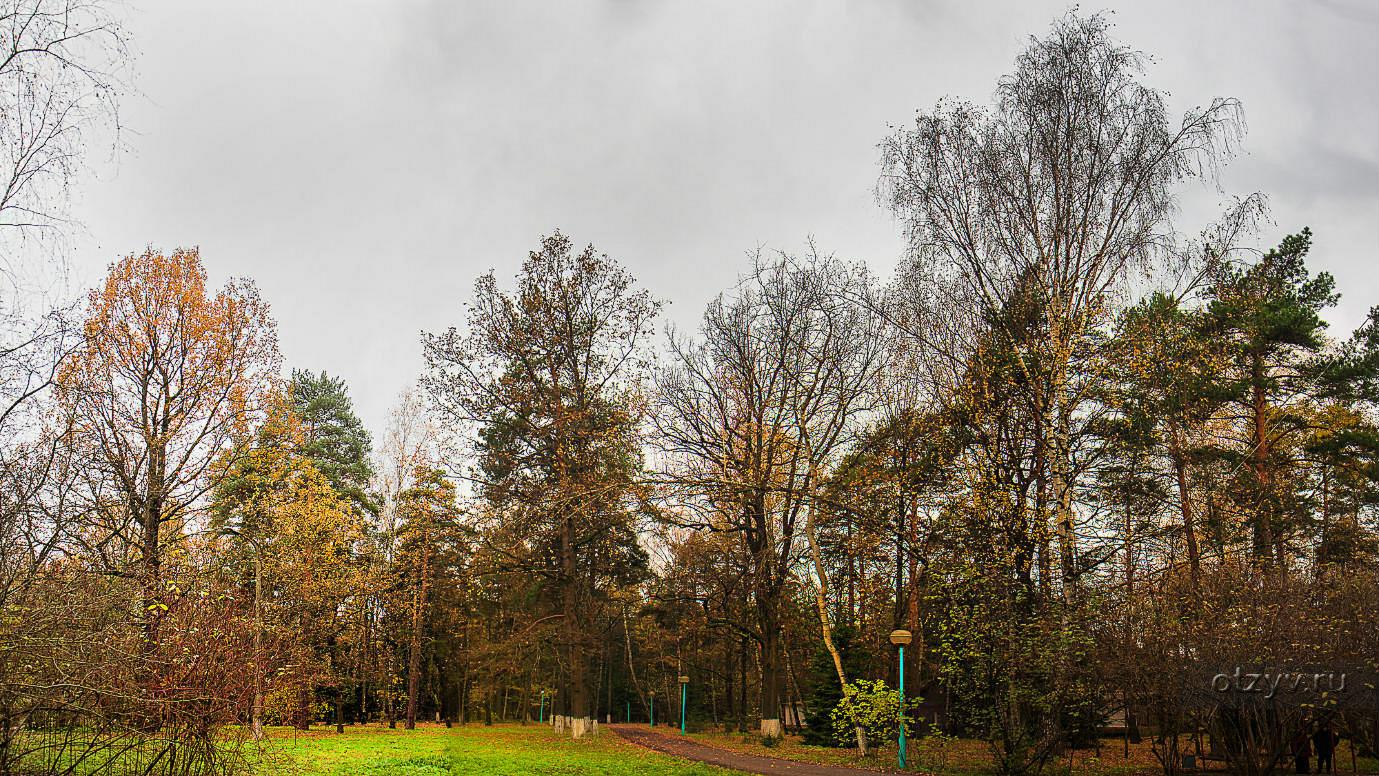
211,390,372,734
56,247,280,643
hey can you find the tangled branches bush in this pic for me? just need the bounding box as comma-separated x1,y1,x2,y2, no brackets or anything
1107,562,1379,776
0,560,264,776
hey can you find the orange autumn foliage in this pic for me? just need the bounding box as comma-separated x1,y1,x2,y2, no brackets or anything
56,247,280,599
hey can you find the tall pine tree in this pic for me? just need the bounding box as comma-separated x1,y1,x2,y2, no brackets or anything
1206,229,1337,567
291,369,378,517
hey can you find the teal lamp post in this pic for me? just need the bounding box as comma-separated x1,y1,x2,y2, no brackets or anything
539,690,546,723
648,690,656,727
678,675,690,735
890,629,913,769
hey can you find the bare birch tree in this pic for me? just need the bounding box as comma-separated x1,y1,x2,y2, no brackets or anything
0,0,127,251
655,248,888,740
879,11,1244,593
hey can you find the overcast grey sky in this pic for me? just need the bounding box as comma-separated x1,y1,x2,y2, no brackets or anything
66,0,1379,436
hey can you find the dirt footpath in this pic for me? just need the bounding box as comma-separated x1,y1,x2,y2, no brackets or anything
609,724,897,776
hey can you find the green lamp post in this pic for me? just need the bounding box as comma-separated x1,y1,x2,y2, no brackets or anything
890,629,912,769
648,690,656,727
539,690,546,724
678,675,690,735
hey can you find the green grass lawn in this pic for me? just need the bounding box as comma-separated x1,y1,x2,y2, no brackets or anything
249,723,740,775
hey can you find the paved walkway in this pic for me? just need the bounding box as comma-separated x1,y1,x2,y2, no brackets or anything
609,724,895,776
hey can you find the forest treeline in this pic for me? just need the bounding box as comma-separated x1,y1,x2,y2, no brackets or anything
0,6,1376,776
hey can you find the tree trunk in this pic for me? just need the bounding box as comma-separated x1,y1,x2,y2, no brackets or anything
758,600,783,739
484,679,492,726
1051,391,1077,594
296,684,311,731
738,636,748,733
251,551,264,740
1249,355,1280,568
459,622,469,725
358,596,374,725
386,642,397,729
458,673,467,725
1170,436,1201,589
906,515,921,692
894,489,906,628
561,516,593,737
725,639,734,728
444,671,453,727
521,669,532,725
140,496,163,647
405,539,431,730
803,503,868,753
1033,398,1054,598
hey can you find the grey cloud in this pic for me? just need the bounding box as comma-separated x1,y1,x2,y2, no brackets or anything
63,0,1378,434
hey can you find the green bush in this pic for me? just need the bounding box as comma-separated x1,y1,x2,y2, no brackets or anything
828,679,922,749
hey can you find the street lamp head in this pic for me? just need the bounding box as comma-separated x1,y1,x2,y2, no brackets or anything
678,675,690,685
649,690,656,696
889,629,913,647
